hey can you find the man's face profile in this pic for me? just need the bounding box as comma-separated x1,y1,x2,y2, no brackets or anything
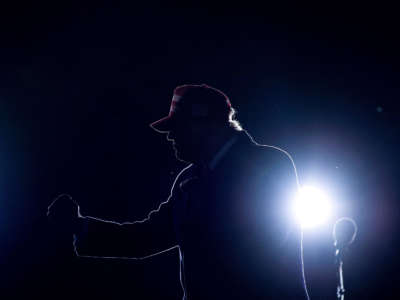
166,118,210,163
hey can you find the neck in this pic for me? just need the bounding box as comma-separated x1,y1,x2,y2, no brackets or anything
196,128,237,166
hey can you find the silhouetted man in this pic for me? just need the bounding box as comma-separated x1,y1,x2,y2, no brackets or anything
48,84,308,300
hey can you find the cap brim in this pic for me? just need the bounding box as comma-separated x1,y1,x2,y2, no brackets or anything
149,115,175,133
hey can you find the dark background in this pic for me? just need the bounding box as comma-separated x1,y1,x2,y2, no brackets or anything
0,1,399,299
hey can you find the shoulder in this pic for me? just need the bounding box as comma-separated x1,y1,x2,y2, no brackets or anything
237,131,293,163
248,140,296,177
229,131,297,179
160,164,194,206
171,163,195,191
241,133,299,193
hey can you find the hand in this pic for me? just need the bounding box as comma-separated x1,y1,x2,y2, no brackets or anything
47,194,83,258
47,194,80,235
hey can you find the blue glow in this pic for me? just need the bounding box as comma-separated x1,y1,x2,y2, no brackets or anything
293,185,333,229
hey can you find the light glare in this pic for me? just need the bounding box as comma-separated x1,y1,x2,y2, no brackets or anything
294,185,332,228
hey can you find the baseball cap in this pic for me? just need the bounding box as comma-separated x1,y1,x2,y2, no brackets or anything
150,84,232,133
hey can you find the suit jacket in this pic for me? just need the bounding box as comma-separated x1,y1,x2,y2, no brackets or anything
75,130,308,300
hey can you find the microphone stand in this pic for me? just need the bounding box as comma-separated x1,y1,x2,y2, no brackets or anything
334,244,346,300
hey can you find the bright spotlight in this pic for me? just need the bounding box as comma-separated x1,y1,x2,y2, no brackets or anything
293,185,332,228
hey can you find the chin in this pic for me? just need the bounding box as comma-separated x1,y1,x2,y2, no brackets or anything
175,153,192,164
177,156,192,163
174,148,193,164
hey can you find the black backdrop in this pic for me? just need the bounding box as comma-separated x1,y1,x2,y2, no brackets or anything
0,1,399,299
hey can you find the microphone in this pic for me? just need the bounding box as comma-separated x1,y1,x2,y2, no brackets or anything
333,217,358,252
332,217,357,300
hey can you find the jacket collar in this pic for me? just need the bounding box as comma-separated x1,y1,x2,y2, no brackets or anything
208,134,239,170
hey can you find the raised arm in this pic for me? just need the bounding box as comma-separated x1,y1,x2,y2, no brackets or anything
74,196,177,259
48,165,192,259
